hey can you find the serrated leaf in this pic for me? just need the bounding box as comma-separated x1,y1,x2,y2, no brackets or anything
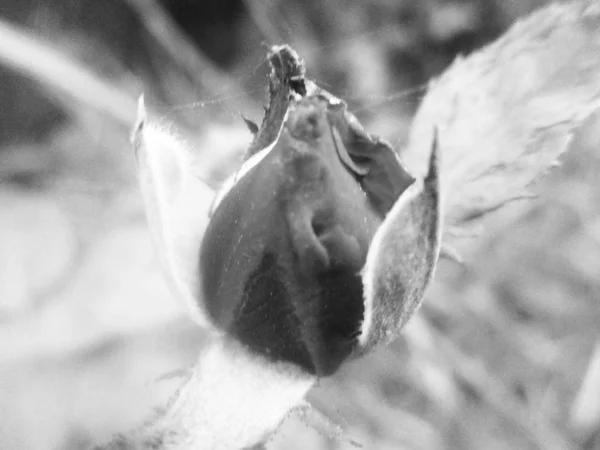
401,0,600,250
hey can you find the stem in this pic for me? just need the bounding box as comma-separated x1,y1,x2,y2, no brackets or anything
93,336,315,450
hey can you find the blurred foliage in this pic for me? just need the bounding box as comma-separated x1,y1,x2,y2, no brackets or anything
0,0,599,449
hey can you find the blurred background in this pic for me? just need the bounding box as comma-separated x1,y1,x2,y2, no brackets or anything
0,0,599,449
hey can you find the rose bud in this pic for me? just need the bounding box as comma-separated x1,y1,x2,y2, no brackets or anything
133,45,442,379
199,47,441,376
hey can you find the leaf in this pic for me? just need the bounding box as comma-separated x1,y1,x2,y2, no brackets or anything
131,96,215,327
400,0,600,248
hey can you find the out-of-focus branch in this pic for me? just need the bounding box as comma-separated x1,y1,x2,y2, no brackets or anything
124,0,257,114
241,0,282,44
570,339,600,441
408,316,574,450
0,19,138,127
